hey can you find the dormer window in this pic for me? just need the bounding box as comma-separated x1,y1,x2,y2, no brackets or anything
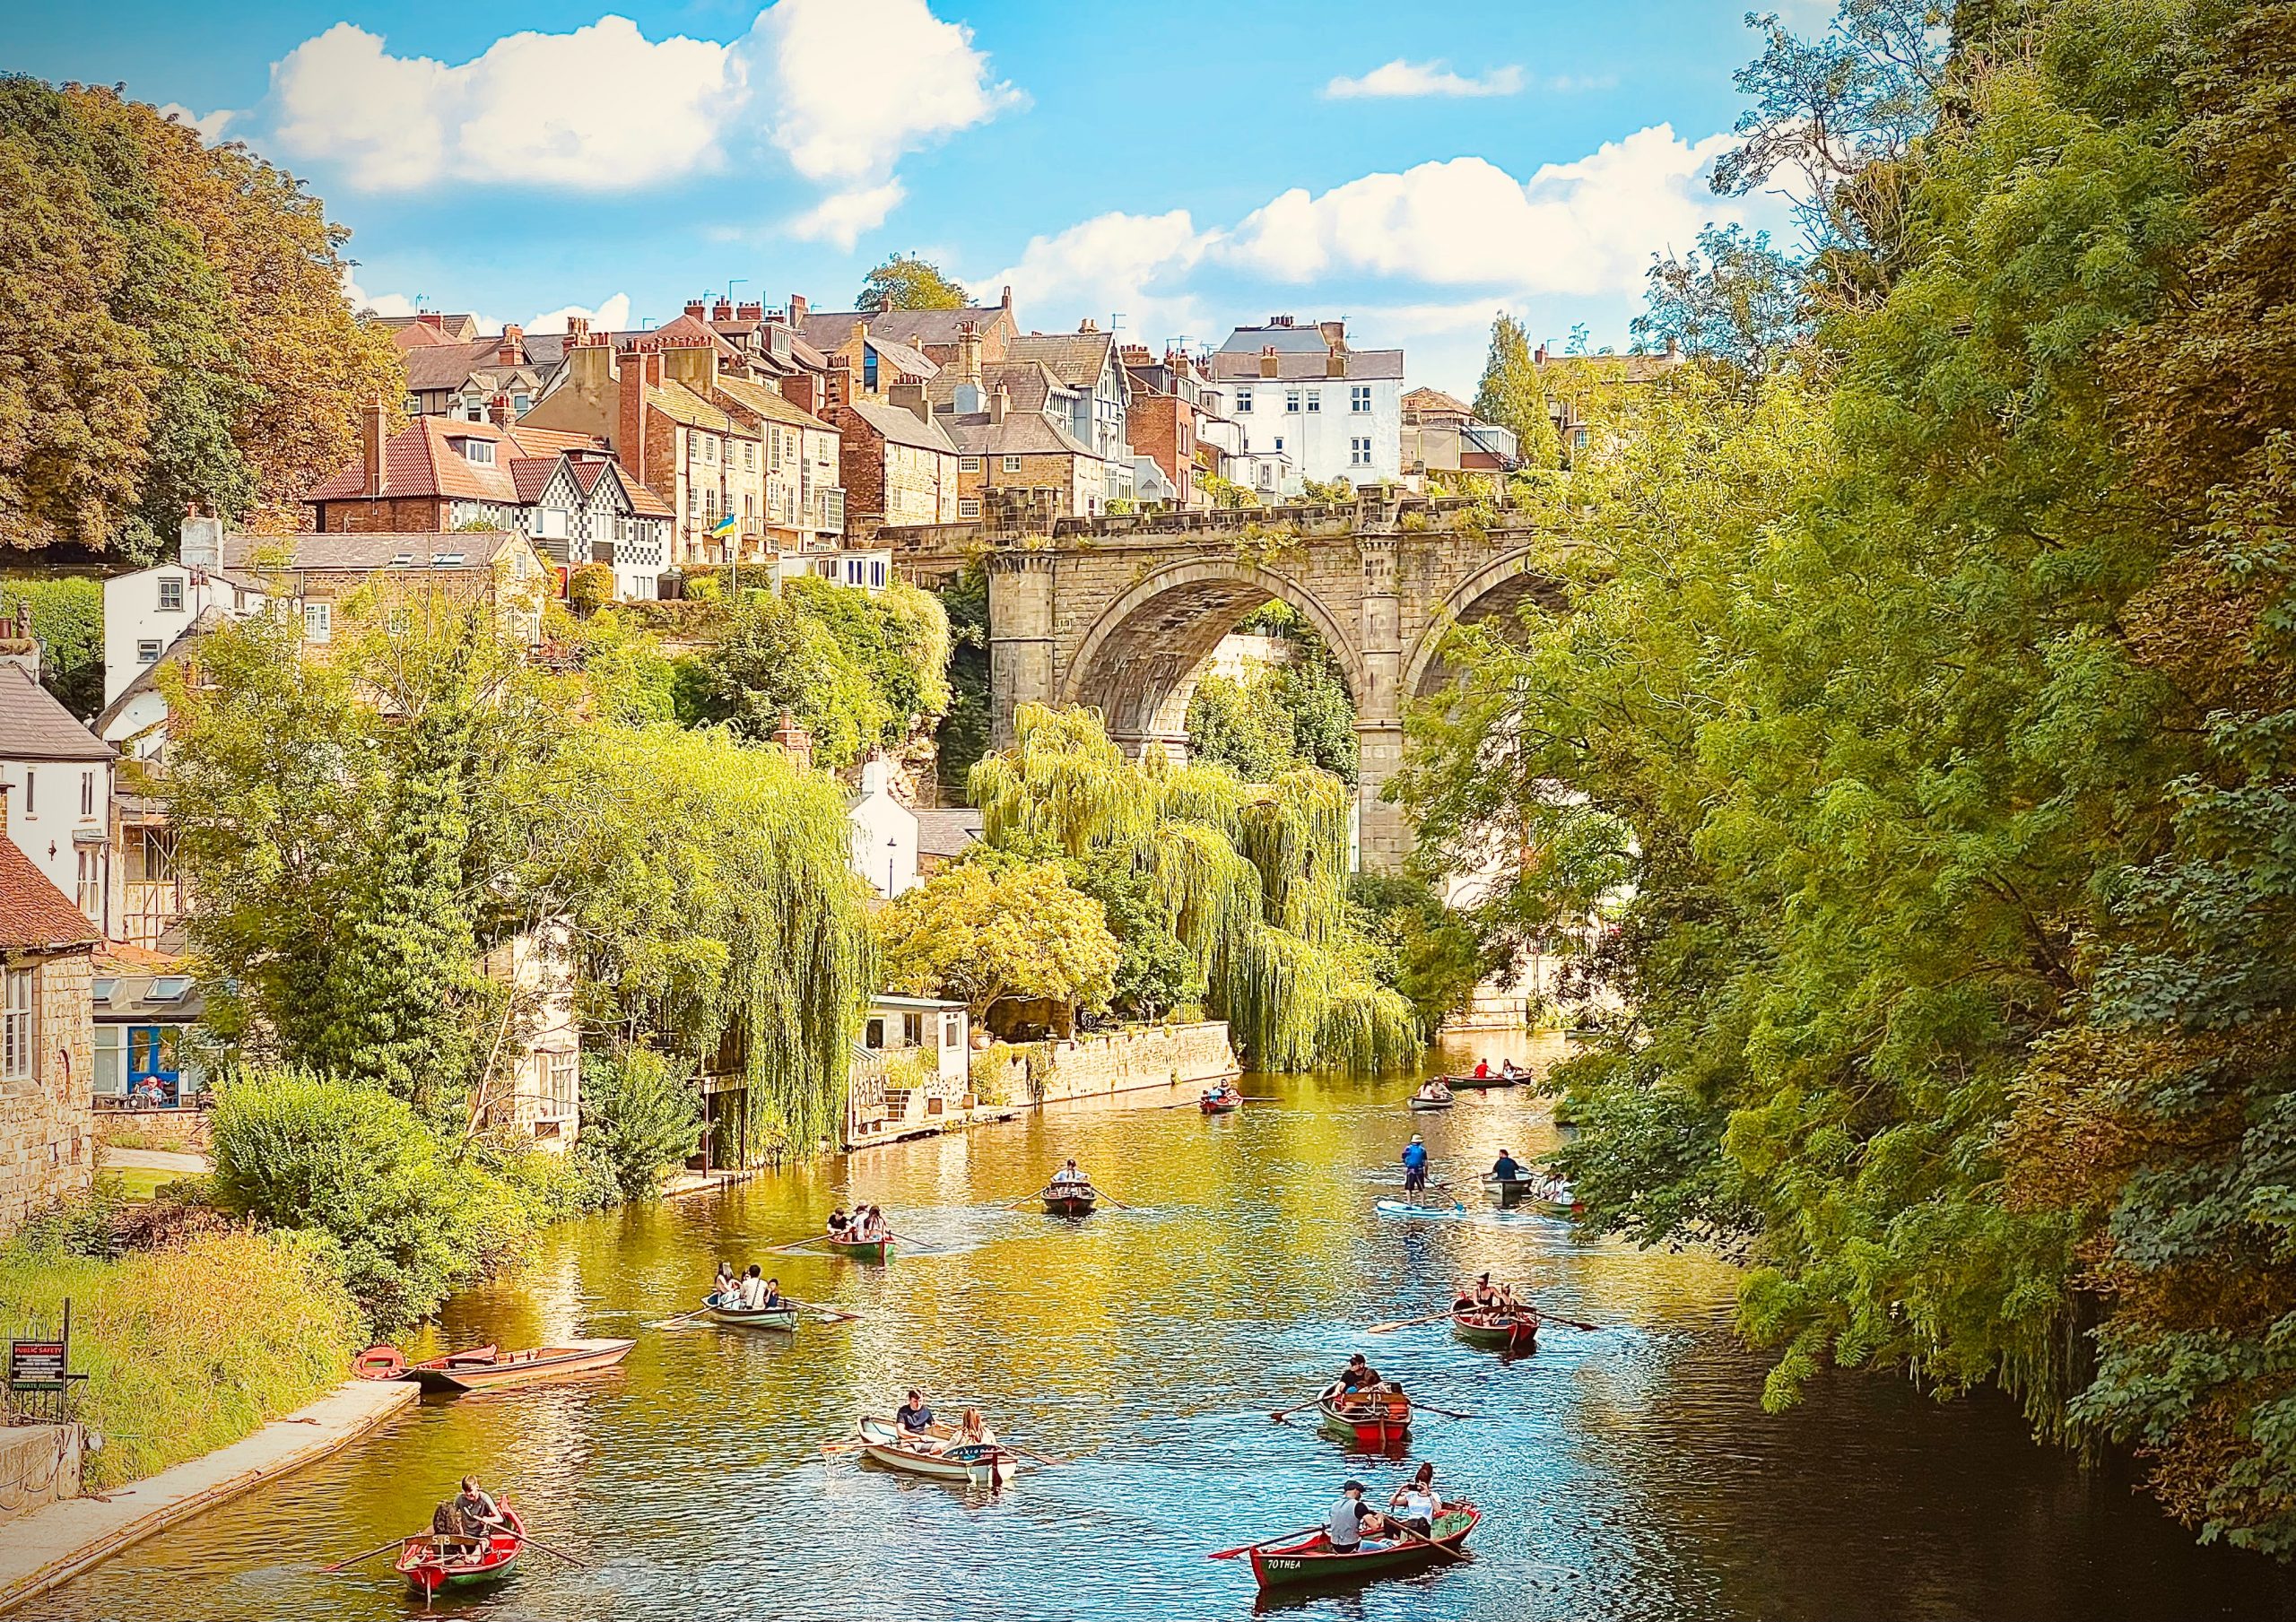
450,437,496,465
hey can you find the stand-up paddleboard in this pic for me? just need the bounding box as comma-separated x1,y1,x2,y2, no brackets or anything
1375,1200,1469,1220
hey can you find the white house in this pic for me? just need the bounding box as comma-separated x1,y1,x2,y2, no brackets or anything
101,525,268,723
848,756,918,898
0,664,115,930
1209,317,1405,485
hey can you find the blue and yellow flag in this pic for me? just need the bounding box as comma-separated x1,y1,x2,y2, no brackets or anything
709,511,739,538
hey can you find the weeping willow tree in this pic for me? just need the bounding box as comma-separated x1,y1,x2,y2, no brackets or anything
970,705,1418,1072
535,724,873,1159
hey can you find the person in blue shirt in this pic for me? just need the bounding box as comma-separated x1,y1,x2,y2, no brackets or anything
1491,1150,1524,1184
1401,1134,1429,1195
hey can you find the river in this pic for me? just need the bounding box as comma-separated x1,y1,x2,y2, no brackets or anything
38,1036,2296,1621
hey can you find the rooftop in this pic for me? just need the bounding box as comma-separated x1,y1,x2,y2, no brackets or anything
0,664,115,763
0,835,99,951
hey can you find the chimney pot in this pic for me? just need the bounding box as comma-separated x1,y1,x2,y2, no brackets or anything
683,299,706,320
736,301,763,321
488,393,513,426
1534,343,1549,365
712,299,734,321
788,292,809,323
567,314,589,342
1000,284,1013,311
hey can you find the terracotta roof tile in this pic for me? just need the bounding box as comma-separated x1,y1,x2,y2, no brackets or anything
0,835,98,950
797,304,1008,353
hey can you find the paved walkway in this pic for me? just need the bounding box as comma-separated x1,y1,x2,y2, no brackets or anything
0,1379,417,1615
100,1149,209,1175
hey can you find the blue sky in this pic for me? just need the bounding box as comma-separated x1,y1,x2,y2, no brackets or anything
2,0,1813,393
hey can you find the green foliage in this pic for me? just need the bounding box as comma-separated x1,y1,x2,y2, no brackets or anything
567,562,614,615
1347,871,1494,1037
970,706,1419,1071
1472,313,1561,471
1186,618,1360,785
1631,224,1808,382
933,565,991,795
1066,850,1205,1020
0,1221,361,1488
208,1068,536,1333
857,253,970,311
0,575,102,715
874,858,1120,1024
575,1045,703,1199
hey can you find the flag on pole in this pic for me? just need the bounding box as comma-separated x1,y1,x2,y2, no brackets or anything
709,511,738,538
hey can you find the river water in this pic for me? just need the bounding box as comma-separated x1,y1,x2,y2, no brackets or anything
38,1037,2296,1621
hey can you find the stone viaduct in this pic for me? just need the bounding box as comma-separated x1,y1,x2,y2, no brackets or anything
883,494,1561,870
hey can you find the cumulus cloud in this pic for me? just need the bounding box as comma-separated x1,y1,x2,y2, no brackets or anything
526,294,632,334
340,269,438,322
980,210,1217,342
269,19,735,190
156,103,237,141
1324,59,1526,100
1225,126,1739,294
257,1,1018,243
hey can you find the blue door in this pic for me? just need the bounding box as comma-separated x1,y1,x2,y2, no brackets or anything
126,1026,180,1106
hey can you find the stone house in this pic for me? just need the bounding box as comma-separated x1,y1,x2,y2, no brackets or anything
1533,338,1686,464
1007,324,1134,505
946,393,1103,520
0,818,97,1233
829,399,961,528
1210,317,1406,484
1400,386,1521,481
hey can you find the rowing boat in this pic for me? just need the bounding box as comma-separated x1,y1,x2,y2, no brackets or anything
1405,1091,1454,1111
1316,1387,1412,1451
1041,1184,1098,1217
1442,1071,1518,1089
400,1339,634,1393
1247,1505,1480,1592
854,1416,1018,1485
824,1235,891,1262
1374,1199,1467,1220
699,1292,799,1331
1480,1174,1579,1217
396,1503,526,1595
1451,1305,1540,1352
1199,1090,1242,1115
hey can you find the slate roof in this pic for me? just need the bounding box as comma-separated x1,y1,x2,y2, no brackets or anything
647,380,741,434
945,412,1096,459
914,809,981,861
0,665,115,763
925,360,1066,417
712,374,837,433
221,532,524,572
1403,387,1473,419
839,400,959,455
0,836,99,951
1207,346,1405,383
403,339,506,394
797,304,1007,354
1006,332,1117,391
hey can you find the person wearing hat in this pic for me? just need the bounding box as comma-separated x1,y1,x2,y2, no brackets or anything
1326,1479,1380,1553
1401,1133,1430,1196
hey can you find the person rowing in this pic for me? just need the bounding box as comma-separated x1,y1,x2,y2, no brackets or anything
1472,1057,1491,1080
1325,1480,1394,1553
1325,1353,1387,1405
429,1475,506,1566
1050,1158,1089,1187
1456,1272,1502,1312
1491,1149,1526,1184
1414,1078,1453,1104
825,1207,851,1240
895,1388,937,1443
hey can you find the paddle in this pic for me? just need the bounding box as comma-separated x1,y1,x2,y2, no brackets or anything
1206,1525,1324,1561
779,1295,860,1323
767,1235,831,1255
1268,1391,1330,1422
320,1535,406,1573
509,1526,588,1569
1410,1402,1480,1420
1365,1310,1456,1335
1004,1442,1065,1467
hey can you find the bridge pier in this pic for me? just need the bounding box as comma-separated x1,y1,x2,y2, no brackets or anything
987,552,1057,749
1352,535,1409,872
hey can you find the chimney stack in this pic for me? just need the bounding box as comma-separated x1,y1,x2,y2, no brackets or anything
498,324,523,367
788,292,809,324
848,321,871,397
567,314,589,343
1258,346,1280,379
683,298,707,320
179,506,224,572
488,393,513,427
771,710,813,773
361,399,387,494
1000,284,1013,313
617,352,648,488
1534,343,1548,365
958,322,983,388
989,384,1008,425
735,300,763,322
712,298,734,322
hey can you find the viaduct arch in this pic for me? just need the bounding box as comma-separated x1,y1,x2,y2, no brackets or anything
961,498,1563,871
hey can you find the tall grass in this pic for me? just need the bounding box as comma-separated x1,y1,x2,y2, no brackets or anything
0,1227,361,1489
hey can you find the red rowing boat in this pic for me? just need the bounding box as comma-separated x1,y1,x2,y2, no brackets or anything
1199,1089,1242,1115
401,1338,634,1393
1316,1386,1413,1451
396,1502,526,1595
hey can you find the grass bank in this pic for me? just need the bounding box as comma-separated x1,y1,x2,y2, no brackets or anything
0,1224,362,1490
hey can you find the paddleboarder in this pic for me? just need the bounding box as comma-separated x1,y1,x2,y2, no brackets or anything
1401,1134,1429,1199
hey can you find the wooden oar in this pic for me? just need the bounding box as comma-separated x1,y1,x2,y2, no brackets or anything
1268,1391,1330,1422
509,1526,587,1569
1004,1442,1065,1467
1534,1308,1604,1332
1092,1191,1144,1211
1206,1524,1324,1561
822,1437,864,1455
1410,1401,1480,1420
780,1295,860,1323
1386,1517,1471,1563
321,1534,408,1573
1366,1309,1456,1335
767,1235,831,1255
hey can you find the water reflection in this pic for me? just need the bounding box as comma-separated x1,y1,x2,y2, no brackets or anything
37,1036,2296,1621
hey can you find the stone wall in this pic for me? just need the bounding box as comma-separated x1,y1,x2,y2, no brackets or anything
0,1425,83,1523
0,950,95,1233
970,1020,1240,1108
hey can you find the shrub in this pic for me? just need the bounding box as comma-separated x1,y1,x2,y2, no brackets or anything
208,1067,535,1333
568,562,615,615
0,1223,361,1488
575,1046,703,1200
1,575,104,716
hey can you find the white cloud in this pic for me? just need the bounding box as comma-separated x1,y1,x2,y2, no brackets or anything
156,103,237,141
526,294,631,334
340,268,437,322
743,0,1022,185
979,210,1218,343
268,18,735,191
787,182,909,248
1224,126,1740,295
1324,59,1526,100
257,1,1019,243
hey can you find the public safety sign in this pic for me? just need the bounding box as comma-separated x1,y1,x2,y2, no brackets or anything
8,1339,67,1391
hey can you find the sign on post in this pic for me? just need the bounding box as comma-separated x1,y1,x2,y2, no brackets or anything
7,1339,67,1392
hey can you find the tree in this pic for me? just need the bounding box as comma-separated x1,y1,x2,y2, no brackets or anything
0,82,403,558
933,566,991,797
575,1046,704,1199
1067,851,1205,1021
1631,224,1809,382
1471,314,1561,470
0,577,103,716
874,861,1119,1029
856,254,969,311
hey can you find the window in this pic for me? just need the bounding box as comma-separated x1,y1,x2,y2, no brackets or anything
156,577,185,612
1572,427,1589,448
22,771,32,814
147,976,192,1002
958,456,980,473
136,638,161,665
1234,387,1252,413
1002,455,1022,473
1352,386,1372,413
870,559,887,588
512,394,531,414
545,1050,578,1117
1305,389,1320,413
865,1017,885,1050
453,438,495,465
79,771,94,819
1284,389,1301,413
75,849,100,918
902,1011,924,1045
91,976,117,1005
3,967,33,1083
959,498,981,518
744,441,755,471
303,601,332,643
1273,437,1284,455
941,1011,961,1050
1351,437,1372,466
93,1024,123,1097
